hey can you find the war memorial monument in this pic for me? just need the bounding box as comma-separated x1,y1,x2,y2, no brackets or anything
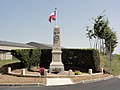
49,26,64,73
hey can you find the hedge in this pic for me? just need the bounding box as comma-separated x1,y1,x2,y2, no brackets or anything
40,49,52,68
11,49,41,69
63,49,100,72
12,48,100,72
40,49,100,72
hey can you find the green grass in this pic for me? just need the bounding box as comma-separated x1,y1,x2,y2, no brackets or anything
101,54,120,76
0,59,20,67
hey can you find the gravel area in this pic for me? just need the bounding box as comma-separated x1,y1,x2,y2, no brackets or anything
0,73,110,84
0,74,45,84
72,74,110,83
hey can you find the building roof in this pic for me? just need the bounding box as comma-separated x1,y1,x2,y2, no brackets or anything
0,41,64,50
0,41,34,48
27,42,53,49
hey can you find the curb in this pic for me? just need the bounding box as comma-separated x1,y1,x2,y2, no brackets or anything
0,83,45,87
77,75,114,84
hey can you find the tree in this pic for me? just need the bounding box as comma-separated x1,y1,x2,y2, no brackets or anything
85,26,93,48
93,15,109,53
104,28,117,53
85,12,117,54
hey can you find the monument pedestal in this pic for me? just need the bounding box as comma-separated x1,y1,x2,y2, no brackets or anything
49,26,64,73
49,62,64,73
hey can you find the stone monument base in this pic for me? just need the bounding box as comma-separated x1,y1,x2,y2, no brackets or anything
49,62,64,73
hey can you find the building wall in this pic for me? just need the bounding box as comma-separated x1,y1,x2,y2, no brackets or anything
0,45,34,60
0,52,12,60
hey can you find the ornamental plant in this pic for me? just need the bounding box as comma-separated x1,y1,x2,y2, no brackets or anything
74,70,82,75
39,67,45,75
53,68,61,73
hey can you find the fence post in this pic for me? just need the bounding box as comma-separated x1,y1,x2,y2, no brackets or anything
101,67,104,74
8,67,11,73
44,70,47,76
89,69,92,75
21,69,25,75
69,69,73,76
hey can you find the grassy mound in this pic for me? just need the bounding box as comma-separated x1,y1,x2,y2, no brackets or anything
0,59,20,67
100,54,120,76
0,59,22,73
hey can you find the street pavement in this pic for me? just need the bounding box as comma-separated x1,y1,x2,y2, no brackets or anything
0,78,120,90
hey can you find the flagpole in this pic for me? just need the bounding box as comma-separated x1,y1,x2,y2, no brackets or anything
55,8,57,26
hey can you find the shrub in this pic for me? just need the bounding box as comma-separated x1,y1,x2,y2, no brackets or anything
40,49,52,68
11,49,41,69
53,68,61,72
74,71,82,75
39,67,45,75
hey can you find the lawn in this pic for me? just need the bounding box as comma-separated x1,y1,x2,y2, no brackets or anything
101,54,120,76
0,59,20,67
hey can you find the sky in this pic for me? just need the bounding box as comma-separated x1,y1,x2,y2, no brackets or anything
0,0,120,54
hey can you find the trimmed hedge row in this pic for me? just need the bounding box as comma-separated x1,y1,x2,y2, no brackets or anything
40,49,100,72
12,48,100,72
40,49,52,69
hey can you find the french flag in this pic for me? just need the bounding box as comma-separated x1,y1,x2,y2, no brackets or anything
49,11,56,23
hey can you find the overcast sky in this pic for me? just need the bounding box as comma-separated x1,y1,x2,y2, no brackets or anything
0,0,120,54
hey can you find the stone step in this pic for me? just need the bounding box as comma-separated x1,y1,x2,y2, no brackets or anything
46,78,74,86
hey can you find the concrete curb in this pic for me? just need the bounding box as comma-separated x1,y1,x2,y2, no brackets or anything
7,73,41,78
0,83,45,87
76,75,114,84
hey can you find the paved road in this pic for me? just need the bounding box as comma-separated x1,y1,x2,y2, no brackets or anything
0,78,120,90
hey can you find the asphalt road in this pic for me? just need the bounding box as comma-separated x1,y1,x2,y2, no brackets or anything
0,78,120,90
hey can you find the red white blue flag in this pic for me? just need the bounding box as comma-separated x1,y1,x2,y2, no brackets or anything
49,10,56,23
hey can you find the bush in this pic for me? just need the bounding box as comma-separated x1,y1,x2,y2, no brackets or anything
40,49,52,68
11,49,41,69
39,67,45,75
53,68,61,73
74,71,82,75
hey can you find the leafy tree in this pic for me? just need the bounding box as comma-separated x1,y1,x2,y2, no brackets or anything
85,12,117,54
85,26,93,48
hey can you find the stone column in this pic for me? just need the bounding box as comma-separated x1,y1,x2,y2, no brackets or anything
89,69,93,75
69,69,73,76
44,70,47,76
101,67,104,74
21,69,25,75
8,67,11,73
49,26,64,73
